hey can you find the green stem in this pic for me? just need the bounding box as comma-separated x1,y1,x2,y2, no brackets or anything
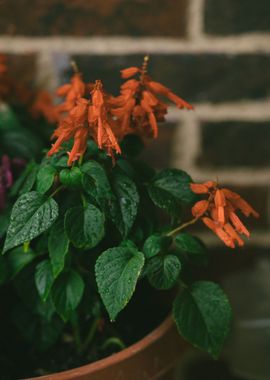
70,317,83,355
166,217,198,237
78,154,84,166
101,337,126,351
50,185,64,198
81,317,100,353
23,241,30,253
81,192,87,208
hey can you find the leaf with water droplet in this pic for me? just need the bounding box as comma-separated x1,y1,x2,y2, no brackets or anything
95,246,144,321
3,192,59,253
109,171,139,238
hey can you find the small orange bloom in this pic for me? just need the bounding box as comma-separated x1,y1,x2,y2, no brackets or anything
89,80,121,159
191,181,259,248
56,73,86,115
48,97,89,165
111,56,193,139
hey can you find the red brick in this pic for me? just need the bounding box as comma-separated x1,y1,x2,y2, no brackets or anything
0,0,188,37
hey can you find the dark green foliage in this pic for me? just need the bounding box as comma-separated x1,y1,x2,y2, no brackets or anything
0,137,232,365
173,281,232,358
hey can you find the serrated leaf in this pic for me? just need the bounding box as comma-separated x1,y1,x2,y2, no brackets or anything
35,259,54,302
3,191,59,253
173,281,232,358
65,204,105,249
52,270,85,321
175,233,208,265
6,246,36,278
148,169,196,215
37,165,57,194
109,171,139,238
95,247,145,321
143,234,172,259
49,219,69,278
82,161,112,209
147,255,181,289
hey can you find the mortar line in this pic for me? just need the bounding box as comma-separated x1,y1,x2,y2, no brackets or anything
187,0,205,41
171,115,201,170
0,35,270,54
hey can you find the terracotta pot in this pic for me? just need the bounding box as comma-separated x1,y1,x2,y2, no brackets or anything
26,316,187,380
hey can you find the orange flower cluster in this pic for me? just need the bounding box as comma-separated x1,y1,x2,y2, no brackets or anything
48,77,121,165
190,181,259,248
111,56,193,138
47,57,193,165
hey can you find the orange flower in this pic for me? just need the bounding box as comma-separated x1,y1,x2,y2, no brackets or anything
56,73,86,115
111,56,193,139
89,80,121,160
48,97,89,165
191,181,259,248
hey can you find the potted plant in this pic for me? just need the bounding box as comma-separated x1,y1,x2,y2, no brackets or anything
0,55,259,379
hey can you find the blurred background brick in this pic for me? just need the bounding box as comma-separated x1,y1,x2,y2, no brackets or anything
0,0,188,37
62,53,270,102
198,121,270,167
205,0,270,35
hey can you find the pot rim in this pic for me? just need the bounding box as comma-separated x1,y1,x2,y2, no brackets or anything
26,315,174,380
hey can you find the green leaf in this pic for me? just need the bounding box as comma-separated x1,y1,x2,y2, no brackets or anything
10,162,34,197
148,169,196,214
109,171,139,238
52,270,85,321
173,281,232,358
0,104,43,158
147,255,181,289
37,165,57,194
35,259,55,302
175,233,208,265
19,162,39,195
143,234,172,259
95,247,145,321
48,219,69,278
3,191,59,253
82,161,112,209
59,167,82,188
65,204,105,249
6,246,36,278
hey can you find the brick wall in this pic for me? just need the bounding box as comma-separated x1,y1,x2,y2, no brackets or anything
0,0,269,249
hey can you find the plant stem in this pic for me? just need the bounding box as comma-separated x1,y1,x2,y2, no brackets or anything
70,317,83,355
166,217,198,237
81,317,100,353
81,192,87,208
78,154,84,166
101,337,126,351
50,185,64,198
